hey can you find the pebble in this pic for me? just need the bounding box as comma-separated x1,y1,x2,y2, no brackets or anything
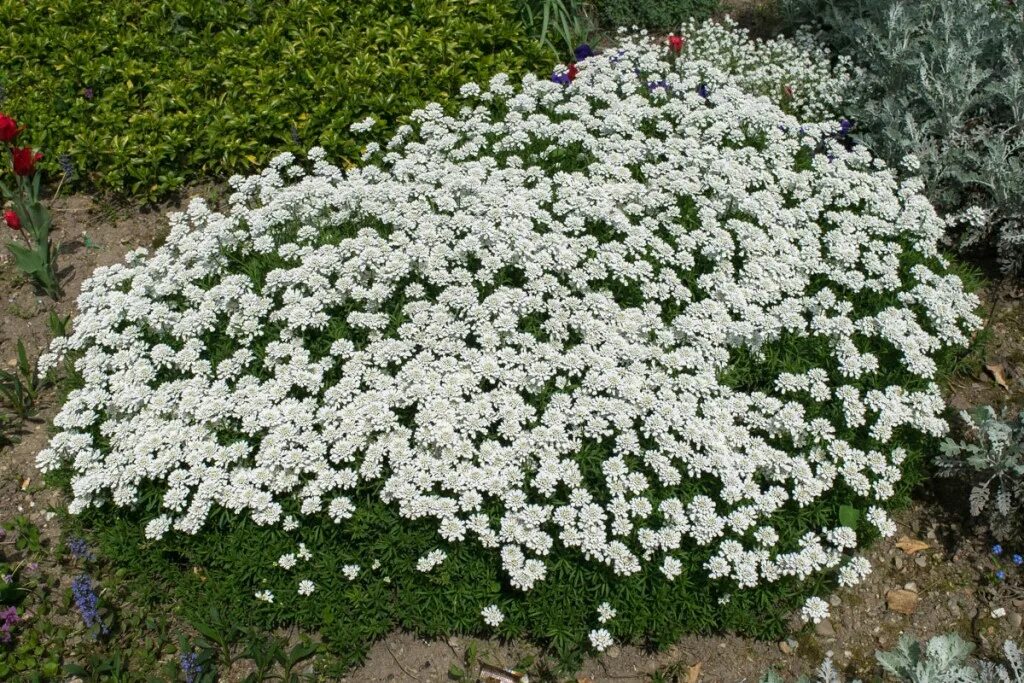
904,582,918,592
606,646,621,659
829,595,842,607
894,556,904,570
778,641,792,655
915,555,928,568
1010,613,1022,630
815,619,836,638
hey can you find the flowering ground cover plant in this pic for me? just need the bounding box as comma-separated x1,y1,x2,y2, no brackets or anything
39,23,982,667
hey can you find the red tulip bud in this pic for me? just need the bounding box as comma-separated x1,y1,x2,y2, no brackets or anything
0,114,19,143
567,62,578,82
4,209,20,231
10,147,43,177
668,35,684,54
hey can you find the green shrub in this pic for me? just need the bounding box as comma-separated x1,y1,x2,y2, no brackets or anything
780,0,1024,277
0,0,547,201
594,0,720,31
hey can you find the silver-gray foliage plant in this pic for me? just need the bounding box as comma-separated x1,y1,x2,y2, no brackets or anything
761,634,1023,683
781,0,1024,276
938,407,1024,541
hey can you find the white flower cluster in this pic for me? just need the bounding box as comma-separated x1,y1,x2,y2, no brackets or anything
38,25,978,608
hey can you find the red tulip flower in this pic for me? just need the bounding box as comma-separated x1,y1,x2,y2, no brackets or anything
0,114,19,143
668,35,684,54
4,209,20,231
567,62,578,82
11,147,43,176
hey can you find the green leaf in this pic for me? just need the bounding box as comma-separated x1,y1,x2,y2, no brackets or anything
838,505,860,529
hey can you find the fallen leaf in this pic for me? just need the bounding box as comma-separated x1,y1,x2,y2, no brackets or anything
985,363,1011,391
894,536,929,555
687,662,702,683
20,476,30,491
885,588,919,615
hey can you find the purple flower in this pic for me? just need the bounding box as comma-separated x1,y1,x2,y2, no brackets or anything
574,44,594,62
1013,554,1023,566
996,569,1007,581
551,69,571,85
1,574,12,584
82,87,94,100
993,544,1004,556
68,537,94,561
180,651,203,683
839,118,853,136
697,84,709,99
71,574,107,634
0,606,19,643
647,80,669,92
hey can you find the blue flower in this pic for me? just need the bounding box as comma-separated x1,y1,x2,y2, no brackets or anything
180,651,203,683
551,70,570,85
647,80,669,92
697,84,709,99
996,569,1007,581
1013,554,1023,566
574,44,594,62
71,574,108,634
993,544,1003,556
839,118,853,136
68,537,94,561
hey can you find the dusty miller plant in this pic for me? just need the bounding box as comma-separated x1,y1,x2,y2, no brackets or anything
761,634,1024,682
937,407,1024,541
780,0,1024,277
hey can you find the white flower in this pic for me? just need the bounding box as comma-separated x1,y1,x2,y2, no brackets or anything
416,550,448,572
661,557,682,581
350,116,376,133
144,515,172,540
297,579,315,596
801,596,830,624
589,628,614,652
255,590,275,603
481,604,505,627
597,602,617,623
38,19,978,616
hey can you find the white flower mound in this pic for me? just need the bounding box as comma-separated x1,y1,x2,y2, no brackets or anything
39,29,979,598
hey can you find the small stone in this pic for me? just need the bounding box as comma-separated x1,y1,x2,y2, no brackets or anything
1010,613,1022,630
1013,599,1024,609
778,641,793,655
606,646,621,659
915,555,927,568
894,556,904,570
926,528,938,541
786,638,799,651
886,589,920,615
904,582,918,593
815,619,836,638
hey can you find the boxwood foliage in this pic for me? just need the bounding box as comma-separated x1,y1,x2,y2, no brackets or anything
0,0,547,201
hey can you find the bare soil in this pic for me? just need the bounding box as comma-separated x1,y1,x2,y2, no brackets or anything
1,189,1022,682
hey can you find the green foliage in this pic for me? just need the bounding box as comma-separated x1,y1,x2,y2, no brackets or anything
938,407,1024,541
519,0,595,59
762,633,1024,683
780,0,1024,277
594,0,720,31
0,0,548,201
2,170,61,299
0,340,46,420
